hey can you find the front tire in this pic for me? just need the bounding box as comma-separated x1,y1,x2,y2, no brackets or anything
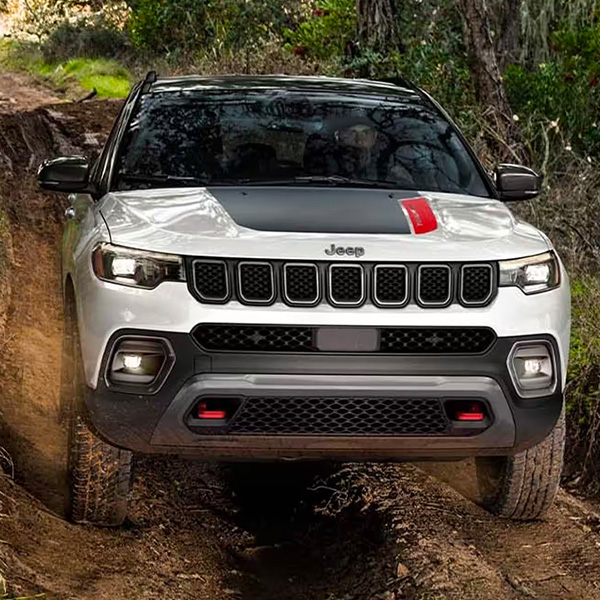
62,286,132,526
476,410,565,520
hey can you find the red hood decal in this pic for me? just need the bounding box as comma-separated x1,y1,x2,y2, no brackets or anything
401,197,438,234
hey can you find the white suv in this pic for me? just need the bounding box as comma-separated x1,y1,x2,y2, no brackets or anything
38,74,570,526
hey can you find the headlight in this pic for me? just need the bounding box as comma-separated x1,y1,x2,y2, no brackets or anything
498,251,560,294
92,243,185,289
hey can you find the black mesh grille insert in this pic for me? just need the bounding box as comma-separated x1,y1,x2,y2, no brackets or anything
462,265,493,304
193,260,228,301
284,264,319,304
238,262,274,303
226,396,449,435
194,324,316,352
418,266,451,305
375,266,408,305
329,265,364,305
194,325,495,354
379,327,495,354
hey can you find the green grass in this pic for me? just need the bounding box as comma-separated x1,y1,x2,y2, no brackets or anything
0,41,131,98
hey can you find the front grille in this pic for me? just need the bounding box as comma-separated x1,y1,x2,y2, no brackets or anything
418,265,452,306
461,264,493,305
374,265,408,306
238,262,274,304
226,396,449,436
186,258,498,309
329,265,365,306
194,324,316,352
192,260,229,302
284,263,319,305
193,325,496,354
379,327,495,354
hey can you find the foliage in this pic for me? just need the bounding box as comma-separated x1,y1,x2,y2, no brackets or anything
0,41,130,97
505,23,600,159
283,0,355,60
41,20,129,61
565,275,600,489
128,0,297,58
128,0,211,55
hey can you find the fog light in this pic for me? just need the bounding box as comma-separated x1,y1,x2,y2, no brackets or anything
109,338,171,386
508,342,556,397
122,353,143,371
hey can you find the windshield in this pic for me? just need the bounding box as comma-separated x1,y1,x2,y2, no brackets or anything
115,90,490,196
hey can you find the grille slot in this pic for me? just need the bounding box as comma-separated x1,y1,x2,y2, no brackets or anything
194,325,496,354
284,263,320,305
374,265,408,306
329,264,365,306
192,260,229,302
238,262,275,304
461,264,494,305
379,327,495,354
225,396,449,436
418,265,452,306
194,324,316,352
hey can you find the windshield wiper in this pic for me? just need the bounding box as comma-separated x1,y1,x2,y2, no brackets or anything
294,175,397,188
118,173,400,189
233,175,398,189
118,173,211,187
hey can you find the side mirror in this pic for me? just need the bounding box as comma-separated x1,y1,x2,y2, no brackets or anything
495,164,542,201
38,156,92,193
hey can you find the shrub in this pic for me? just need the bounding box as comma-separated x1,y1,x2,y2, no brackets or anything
505,23,600,159
41,21,129,62
283,0,356,60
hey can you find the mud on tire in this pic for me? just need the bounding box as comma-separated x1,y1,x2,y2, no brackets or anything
69,415,132,526
476,410,565,520
62,285,132,526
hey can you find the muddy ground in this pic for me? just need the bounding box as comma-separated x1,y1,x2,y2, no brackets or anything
0,71,600,600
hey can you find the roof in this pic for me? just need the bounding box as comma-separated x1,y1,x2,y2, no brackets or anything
148,74,423,101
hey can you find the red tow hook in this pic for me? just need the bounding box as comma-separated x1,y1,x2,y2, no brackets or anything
454,402,486,422
197,401,227,420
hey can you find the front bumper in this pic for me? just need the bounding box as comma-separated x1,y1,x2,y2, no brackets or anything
83,330,563,460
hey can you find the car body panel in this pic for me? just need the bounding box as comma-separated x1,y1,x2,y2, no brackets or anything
98,187,550,262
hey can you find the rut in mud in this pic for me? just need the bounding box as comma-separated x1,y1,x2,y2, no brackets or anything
1,75,600,600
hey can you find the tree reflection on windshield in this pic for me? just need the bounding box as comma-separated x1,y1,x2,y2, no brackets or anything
116,90,489,196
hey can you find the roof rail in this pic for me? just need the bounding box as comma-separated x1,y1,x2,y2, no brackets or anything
141,70,158,93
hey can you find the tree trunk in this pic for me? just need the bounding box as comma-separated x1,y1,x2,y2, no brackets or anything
458,0,526,160
458,0,511,114
356,0,399,53
490,0,522,69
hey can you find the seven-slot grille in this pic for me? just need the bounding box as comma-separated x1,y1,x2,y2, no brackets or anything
220,396,450,436
189,259,496,308
193,325,496,354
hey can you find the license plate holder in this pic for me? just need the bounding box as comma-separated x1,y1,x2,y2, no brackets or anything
315,327,379,352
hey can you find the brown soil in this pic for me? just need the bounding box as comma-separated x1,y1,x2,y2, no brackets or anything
1,70,600,600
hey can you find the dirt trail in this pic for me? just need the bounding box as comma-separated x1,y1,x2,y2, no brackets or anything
1,71,600,600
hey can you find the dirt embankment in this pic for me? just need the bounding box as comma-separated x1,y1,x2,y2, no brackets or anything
1,73,600,600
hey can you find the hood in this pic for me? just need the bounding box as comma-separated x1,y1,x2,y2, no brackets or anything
99,187,550,262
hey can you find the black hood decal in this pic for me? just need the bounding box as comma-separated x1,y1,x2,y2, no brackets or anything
206,187,417,234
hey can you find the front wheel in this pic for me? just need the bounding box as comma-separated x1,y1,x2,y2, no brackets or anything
62,288,133,526
475,410,565,520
